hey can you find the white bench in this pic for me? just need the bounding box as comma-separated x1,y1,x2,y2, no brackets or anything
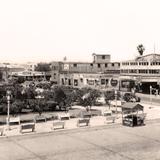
103,110,112,116
82,113,92,118
34,115,47,123
6,116,20,125
58,113,70,120
20,123,35,133
52,121,65,130
77,118,90,127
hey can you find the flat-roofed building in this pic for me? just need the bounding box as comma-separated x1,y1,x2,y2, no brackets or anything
50,54,120,90
120,53,160,93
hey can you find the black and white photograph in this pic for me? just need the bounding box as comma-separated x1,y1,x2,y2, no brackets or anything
0,0,160,159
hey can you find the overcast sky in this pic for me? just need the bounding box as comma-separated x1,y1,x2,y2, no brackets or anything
0,0,160,63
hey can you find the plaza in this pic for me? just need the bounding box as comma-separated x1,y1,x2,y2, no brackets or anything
1,119,160,160
0,100,160,137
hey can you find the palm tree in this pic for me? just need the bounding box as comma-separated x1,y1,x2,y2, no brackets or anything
137,44,145,56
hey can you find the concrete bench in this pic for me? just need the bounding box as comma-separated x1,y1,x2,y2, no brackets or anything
0,128,4,136
103,111,112,116
34,115,46,123
106,116,116,123
82,113,92,119
6,116,20,125
77,118,90,127
58,113,70,120
52,121,65,130
20,123,35,133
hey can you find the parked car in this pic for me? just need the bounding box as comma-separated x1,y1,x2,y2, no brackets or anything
123,93,141,102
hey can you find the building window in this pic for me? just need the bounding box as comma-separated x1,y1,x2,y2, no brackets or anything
105,63,108,67
106,79,109,85
73,64,77,67
62,78,64,85
139,69,148,74
90,63,93,67
74,79,78,86
97,64,101,68
80,78,83,83
68,79,71,85
87,80,94,85
102,55,105,59
101,79,105,85
112,63,114,67
129,69,137,73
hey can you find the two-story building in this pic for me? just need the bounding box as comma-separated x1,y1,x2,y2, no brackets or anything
50,54,120,90
120,53,160,93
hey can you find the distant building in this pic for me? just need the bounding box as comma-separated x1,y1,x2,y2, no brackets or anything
0,63,25,83
50,54,120,90
50,61,61,84
11,71,49,81
92,53,111,63
21,62,37,71
120,53,160,93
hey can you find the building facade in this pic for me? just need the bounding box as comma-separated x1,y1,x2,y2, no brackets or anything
50,54,120,90
120,54,160,93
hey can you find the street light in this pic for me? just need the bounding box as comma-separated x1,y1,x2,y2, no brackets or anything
6,90,11,130
115,90,117,114
150,86,152,108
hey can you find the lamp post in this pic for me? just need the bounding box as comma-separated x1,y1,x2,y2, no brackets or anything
115,90,117,114
6,90,11,130
150,86,152,108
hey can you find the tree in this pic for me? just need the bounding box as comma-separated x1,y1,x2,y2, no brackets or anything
64,90,78,109
104,90,121,109
35,63,51,80
53,86,66,110
25,85,36,99
13,84,26,100
78,88,101,111
17,77,25,84
35,63,51,72
10,100,25,116
137,44,145,56
35,98,46,116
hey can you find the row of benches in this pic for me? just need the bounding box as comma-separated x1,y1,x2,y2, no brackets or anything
5,114,71,125
20,118,91,133
0,116,116,135
5,111,101,125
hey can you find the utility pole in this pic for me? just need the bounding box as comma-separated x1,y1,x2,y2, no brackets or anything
6,90,11,130
115,90,117,114
150,86,152,108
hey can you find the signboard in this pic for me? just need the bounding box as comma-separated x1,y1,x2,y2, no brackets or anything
63,64,69,70
104,70,120,74
110,79,118,86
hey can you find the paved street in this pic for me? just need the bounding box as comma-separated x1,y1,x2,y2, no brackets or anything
1,122,160,160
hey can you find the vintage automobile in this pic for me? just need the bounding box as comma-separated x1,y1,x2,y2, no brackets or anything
123,93,141,102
